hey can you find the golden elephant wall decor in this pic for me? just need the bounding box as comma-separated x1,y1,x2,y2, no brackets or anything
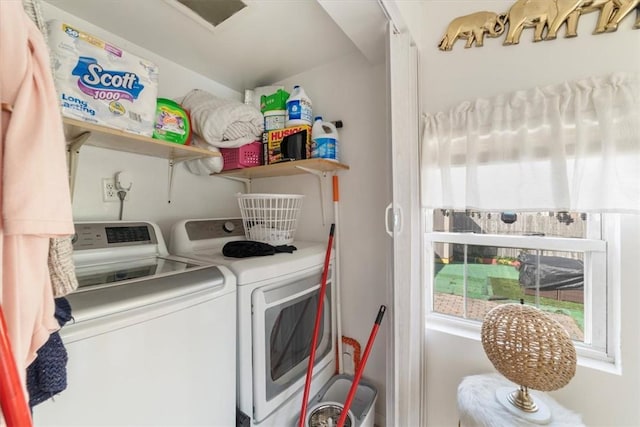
437,0,639,51
438,11,508,50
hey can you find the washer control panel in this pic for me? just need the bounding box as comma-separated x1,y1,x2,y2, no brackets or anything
73,222,158,250
185,218,245,241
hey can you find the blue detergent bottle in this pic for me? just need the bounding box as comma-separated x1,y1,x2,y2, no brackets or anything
285,85,313,127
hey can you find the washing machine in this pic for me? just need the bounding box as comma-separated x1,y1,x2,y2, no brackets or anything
169,217,336,427
33,221,237,426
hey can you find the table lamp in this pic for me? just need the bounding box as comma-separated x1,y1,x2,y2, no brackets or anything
481,301,577,424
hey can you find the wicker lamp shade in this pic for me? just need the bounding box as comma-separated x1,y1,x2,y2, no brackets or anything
482,303,577,392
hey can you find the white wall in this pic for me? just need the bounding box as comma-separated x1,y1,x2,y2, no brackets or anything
421,1,640,113
43,2,391,424
251,54,391,425
401,1,640,425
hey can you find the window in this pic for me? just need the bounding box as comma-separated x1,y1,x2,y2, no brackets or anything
419,73,636,369
425,209,617,363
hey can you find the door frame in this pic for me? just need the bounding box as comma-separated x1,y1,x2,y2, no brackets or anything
385,21,424,427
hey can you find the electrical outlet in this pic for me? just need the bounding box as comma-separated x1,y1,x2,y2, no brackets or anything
102,178,118,202
103,178,132,202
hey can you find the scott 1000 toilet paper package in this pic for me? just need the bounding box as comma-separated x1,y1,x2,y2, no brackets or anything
47,20,158,136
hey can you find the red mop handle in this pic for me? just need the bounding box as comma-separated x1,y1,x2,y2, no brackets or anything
298,224,335,427
0,306,33,426
337,305,386,427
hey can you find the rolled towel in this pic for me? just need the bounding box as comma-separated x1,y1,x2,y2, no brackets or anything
183,136,224,175
182,89,263,148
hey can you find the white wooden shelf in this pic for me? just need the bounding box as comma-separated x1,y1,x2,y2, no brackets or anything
215,159,349,224
63,117,348,207
215,158,349,179
63,117,220,162
64,117,220,201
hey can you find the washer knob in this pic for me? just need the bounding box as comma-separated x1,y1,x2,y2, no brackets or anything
223,221,236,233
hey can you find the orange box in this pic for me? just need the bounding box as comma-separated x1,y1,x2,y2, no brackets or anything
262,125,312,164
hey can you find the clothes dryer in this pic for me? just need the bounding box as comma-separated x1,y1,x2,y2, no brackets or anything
170,218,336,427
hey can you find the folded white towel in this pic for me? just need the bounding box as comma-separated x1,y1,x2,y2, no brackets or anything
182,89,264,148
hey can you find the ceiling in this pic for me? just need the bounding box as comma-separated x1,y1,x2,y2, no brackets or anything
45,0,388,92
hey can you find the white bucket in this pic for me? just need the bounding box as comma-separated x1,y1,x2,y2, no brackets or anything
306,402,355,427
302,374,377,427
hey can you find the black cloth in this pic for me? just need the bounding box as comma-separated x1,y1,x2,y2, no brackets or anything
222,241,297,258
517,253,584,290
26,297,73,408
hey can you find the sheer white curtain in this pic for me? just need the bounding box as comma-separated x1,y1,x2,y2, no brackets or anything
421,72,640,213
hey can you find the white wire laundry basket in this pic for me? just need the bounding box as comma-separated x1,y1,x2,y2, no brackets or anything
237,193,305,246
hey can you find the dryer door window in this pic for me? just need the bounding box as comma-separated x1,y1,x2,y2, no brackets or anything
253,268,334,422
269,290,326,382
263,274,332,399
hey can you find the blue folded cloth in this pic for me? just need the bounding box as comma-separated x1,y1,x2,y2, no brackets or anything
26,297,73,408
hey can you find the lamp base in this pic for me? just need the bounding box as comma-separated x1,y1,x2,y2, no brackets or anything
496,387,551,425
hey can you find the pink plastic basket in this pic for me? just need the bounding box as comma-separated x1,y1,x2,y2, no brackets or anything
221,141,262,171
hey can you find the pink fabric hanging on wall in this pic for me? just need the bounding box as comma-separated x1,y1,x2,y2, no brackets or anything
0,0,74,409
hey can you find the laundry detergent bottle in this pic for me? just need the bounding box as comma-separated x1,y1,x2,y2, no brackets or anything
312,116,339,161
285,85,312,127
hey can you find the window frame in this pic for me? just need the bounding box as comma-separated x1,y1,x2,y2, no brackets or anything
423,210,621,372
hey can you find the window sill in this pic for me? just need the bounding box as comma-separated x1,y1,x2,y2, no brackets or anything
426,314,620,375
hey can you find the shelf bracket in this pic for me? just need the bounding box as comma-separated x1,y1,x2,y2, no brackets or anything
66,131,91,202
167,159,176,203
219,175,252,193
295,166,328,225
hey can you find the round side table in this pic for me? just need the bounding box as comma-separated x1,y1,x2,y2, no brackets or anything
457,373,584,427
